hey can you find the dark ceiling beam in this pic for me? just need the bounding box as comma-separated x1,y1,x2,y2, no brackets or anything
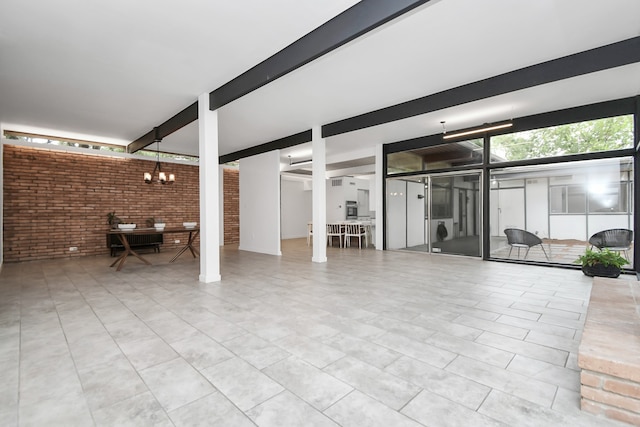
323,36,640,138
209,0,434,110
128,101,199,153
219,129,312,164
129,0,431,153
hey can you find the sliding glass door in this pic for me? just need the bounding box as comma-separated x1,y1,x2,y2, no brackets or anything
386,171,482,257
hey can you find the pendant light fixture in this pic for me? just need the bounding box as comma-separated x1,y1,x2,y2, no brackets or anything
144,127,175,185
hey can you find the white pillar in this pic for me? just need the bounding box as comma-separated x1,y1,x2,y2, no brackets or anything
198,93,221,282
312,126,327,263
375,143,384,251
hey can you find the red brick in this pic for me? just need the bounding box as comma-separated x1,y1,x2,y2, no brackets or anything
582,386,640,413
604,407,640,426
223,168,239,244
3,145,239,262
604,378,640,400
581,398,604,415
581,371,603,388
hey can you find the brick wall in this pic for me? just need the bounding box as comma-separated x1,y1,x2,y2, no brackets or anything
581,371,640,425
223,168,239,244
578,277,640,426
3,144,239,262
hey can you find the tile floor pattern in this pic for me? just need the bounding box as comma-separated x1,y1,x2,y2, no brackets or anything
0,239,631,426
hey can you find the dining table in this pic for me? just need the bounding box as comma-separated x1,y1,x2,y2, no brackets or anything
108,226,200,271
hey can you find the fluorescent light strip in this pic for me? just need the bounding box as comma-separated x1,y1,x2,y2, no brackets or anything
290,159,312,166
443,123,512,140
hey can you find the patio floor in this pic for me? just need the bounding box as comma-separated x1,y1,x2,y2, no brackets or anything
0,239,631,426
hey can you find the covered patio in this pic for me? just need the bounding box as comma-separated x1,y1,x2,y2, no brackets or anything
0,239,627,426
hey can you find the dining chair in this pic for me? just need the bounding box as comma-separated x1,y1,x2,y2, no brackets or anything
344,222,368,248
307,222,313,246
327,223,344,247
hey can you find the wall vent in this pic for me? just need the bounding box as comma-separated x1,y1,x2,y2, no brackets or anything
331,179,342,187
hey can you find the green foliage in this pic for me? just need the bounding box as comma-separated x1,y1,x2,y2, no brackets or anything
574,248,628,268
106,211,121,225
492,115,633,161
146,217,164,227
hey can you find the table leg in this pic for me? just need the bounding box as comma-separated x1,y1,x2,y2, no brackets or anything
170,230,200,262
110,234,152,271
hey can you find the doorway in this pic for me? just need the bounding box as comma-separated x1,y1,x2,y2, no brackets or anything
386,171,482,257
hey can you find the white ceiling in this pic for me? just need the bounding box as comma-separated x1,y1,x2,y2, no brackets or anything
1,0,640,170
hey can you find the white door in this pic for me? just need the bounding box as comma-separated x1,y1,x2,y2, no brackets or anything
491,188,525,236
406,181,425,247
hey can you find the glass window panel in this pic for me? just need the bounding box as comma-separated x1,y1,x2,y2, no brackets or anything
387,139,483,174
490,115,633,162
431,178,452,219
491,179,524,189
588,182,627,213
567,186,586,213
549,187,566,213
387,152,423,174
489,157,633,267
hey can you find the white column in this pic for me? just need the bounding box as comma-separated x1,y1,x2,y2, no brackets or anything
375,143,384,251
312,126,327,263
198,93,221,282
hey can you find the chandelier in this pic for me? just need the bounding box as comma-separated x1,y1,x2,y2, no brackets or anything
144,127,175,185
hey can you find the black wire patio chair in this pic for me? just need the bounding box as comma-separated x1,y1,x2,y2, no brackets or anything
588,228,633,259
504,228,550,261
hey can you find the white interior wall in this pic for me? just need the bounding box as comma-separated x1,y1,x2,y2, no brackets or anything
326,178,345,222
239,151,281,256
386,180,407,249
280,177,312,239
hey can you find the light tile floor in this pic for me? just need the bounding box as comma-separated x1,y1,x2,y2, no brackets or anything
0,239,631,426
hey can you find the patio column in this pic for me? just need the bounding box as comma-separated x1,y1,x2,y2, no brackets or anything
375,143,384,251
312,126,327,263
198,92,221,283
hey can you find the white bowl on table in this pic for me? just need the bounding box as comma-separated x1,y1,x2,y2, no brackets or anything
117,224,136,231
154,223,166,231
183,222,197,229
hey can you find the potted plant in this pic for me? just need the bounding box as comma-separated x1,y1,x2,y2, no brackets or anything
575,248,628,278
106,211,121,229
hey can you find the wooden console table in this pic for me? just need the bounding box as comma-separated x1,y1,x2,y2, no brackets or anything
108,227,200,271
